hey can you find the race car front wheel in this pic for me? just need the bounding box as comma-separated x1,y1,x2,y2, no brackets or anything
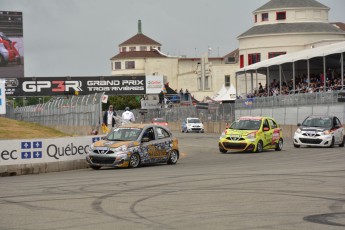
219,144,227,153
129,153,141,168
256,140,263,153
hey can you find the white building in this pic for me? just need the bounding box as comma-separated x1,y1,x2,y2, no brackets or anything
236,0,345,96
111,0,345,100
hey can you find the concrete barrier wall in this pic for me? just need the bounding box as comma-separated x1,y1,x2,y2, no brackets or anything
0,136,101,177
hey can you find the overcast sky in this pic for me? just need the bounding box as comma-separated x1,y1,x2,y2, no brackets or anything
1,0,345,77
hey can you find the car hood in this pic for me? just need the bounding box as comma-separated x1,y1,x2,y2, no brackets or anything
299,126,329,132
226,129,256,136
93,140,140,148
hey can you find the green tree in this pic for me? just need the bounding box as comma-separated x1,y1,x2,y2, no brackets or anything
102,95,141,111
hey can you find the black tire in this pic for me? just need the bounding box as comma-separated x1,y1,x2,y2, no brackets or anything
256,140,263,153
0,55,7,67
167,150,178,164
339,136,345,147
16,56,21,65
219,144,227,153
129,153,140,168
90,165,101,170
275,138,283,151
293,143,300,148
329,137,335,148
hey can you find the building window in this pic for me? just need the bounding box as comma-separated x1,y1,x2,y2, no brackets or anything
197,77,202,90
240,55,244,68
121,47,126,52
225,75,230,87
140,46,147,51
226,56,236,63
248,53,261,65
262,13,268,21
254,14,257,23
125,61,135,69
205,75,211,89
276,11,286,20
129,46,136,51
268,52,286,59
114,62,121,70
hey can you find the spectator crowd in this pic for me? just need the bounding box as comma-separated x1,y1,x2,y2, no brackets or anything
247,69,345,98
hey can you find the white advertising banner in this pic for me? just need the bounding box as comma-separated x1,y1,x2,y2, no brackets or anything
141,99,160,109
0,79,6,115
0,136,102,166
146,75,164,94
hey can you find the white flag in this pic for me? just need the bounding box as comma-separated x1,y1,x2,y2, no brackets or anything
101,95,108,103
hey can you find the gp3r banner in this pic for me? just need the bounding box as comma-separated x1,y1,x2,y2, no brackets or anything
5,76,146,96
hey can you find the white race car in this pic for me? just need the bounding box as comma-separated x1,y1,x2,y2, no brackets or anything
294,115,345,148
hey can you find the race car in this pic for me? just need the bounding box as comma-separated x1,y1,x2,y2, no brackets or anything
293,115,345,148
86,123,179,169
219,116,283,153
0,32,21,66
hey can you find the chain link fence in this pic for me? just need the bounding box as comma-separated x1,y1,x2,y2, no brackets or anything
4,93,235,135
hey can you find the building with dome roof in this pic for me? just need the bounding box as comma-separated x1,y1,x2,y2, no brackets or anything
111,0,345,101
235,0,345,96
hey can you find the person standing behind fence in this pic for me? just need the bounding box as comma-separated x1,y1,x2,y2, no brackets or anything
122,107,135,123
103,105,116,132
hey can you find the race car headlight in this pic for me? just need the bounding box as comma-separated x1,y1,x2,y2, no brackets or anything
295,128,301,134
90,143,95,151
219,131,226,139
323,130,330,135
247,132,256,139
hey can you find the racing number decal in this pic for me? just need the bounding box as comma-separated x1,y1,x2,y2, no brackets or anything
147,144,165,158
272,129,280,144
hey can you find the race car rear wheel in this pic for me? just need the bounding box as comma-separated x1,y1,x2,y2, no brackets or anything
0,55,8,67
256,140,263,153
129,153,141,168
275,138,283,151
167,150,178,164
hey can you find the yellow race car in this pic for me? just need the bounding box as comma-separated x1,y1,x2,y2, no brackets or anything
219,116,283,153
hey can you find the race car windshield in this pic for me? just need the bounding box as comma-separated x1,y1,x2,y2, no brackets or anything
188,119,201,123
302,117,332,128
230,120,261,130
153,118,165,122
106,128,142,141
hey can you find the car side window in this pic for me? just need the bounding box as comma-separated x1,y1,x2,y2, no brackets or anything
143,127,155,141
263,119,270,130
156,127,170,139
269,119,278,129
335,118,342,127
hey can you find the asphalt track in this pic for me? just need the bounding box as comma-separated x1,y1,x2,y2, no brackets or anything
0,132,344,230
